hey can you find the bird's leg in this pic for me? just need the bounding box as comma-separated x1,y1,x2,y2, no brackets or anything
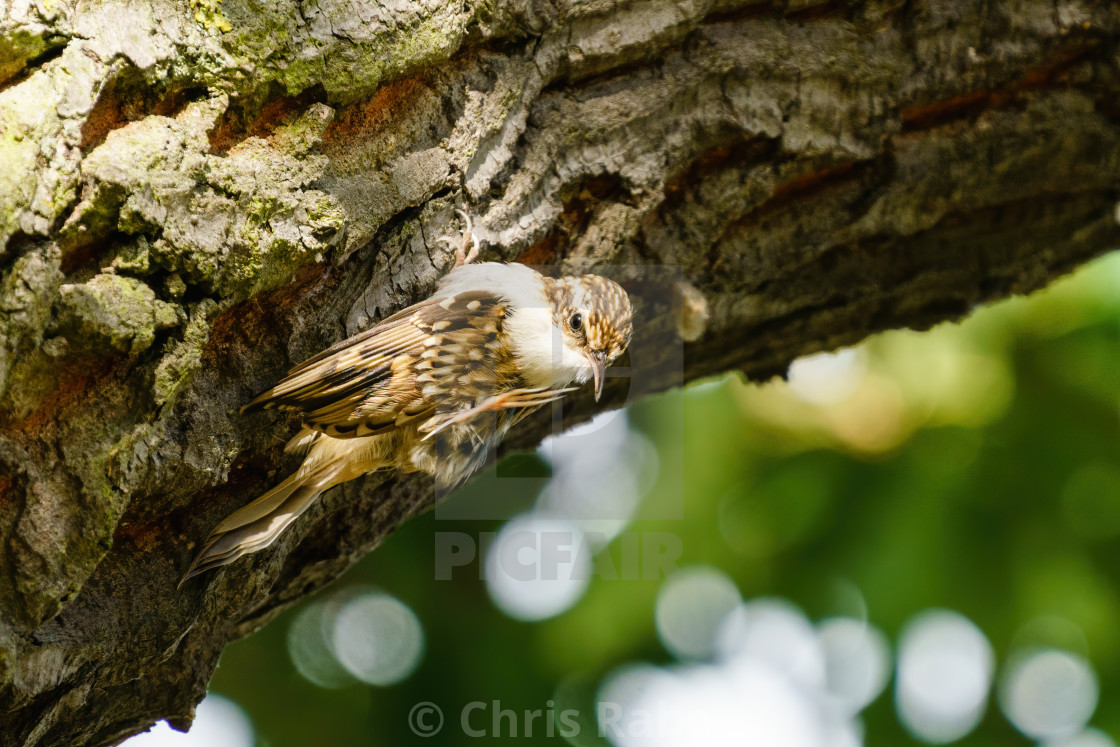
423,386,577,440
436,208,480,267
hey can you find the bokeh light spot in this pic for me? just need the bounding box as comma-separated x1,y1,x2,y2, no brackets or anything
124,695,254,747
1044,728,1117,747
655,566,742,660
287,600,357,689
999,648,1098,740
537,412,658,544
716,598,826,690
485,514,592,621
330,591,425,686
599,661,827,747
817,617,892,714
787,349,867,406
896,609,994,743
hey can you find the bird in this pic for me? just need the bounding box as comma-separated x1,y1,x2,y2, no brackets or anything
182,217,633,581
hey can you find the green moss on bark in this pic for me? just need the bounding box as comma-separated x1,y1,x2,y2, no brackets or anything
54,274,180,355
0,245,62,398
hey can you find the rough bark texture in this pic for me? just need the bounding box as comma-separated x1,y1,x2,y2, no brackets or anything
1,0,1119,743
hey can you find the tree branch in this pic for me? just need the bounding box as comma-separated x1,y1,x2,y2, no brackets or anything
1,0,1119,744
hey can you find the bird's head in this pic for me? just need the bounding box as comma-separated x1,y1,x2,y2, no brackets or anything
545,275,633,400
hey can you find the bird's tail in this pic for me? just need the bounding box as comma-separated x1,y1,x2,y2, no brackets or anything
181,471,328,584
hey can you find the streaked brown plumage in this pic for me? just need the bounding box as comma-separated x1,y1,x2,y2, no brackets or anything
183,256,632,581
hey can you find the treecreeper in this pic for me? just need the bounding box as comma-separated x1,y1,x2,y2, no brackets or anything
183,217,634,581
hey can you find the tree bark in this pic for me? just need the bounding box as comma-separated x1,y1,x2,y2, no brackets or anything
1,0,1119,743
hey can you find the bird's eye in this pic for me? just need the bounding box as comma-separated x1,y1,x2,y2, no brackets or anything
569,313,582,331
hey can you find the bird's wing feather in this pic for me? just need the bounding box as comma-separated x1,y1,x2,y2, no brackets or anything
242,291,514,438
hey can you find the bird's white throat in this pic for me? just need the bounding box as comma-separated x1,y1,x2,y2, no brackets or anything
505,305,592,389
437,263,592,389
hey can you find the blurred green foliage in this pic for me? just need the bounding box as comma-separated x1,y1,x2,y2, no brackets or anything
211,252,1120,746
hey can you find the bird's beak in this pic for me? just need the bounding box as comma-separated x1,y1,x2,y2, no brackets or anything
586,351,608,401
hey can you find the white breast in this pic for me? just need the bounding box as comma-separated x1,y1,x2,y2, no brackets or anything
437,263,592,389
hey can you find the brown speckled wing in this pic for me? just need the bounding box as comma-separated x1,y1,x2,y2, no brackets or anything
242,291,513,438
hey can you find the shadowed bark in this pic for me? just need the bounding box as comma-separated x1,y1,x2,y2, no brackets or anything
1,0,1119,743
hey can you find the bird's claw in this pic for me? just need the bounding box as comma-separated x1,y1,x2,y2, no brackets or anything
422,387,577,440
437,209,480,267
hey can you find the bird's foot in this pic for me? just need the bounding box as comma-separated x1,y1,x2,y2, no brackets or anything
423,386,577,440
437,209,480,267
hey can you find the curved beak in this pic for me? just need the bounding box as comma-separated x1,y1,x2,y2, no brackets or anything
586,351,608,401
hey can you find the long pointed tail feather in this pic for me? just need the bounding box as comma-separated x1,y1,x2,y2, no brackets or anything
181,473,326,584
